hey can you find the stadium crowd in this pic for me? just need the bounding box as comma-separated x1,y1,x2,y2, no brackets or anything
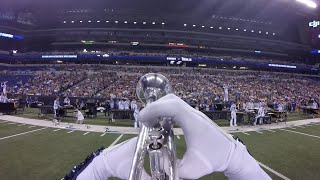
1,64,320,112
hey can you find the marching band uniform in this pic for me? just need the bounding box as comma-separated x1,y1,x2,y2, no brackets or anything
118,99,125,110
124,99,130,110
64,97,71,106
223,84,229,102
254,106,265,125
230,103,237,126
53,98,61,118
130,100,140,128
1,82,7,95
75,109,85,124
0,93,8,103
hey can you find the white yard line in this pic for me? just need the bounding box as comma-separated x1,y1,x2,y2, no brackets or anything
242,132,250,135
280,129,320,139
8,123,16,125
176,135,181,139
297,126,305,128
100,133,107,137
17,124,25,127
258,162,291,180
0,127,47,141
83,132,90,136
67,130,75,134
268,130,276,132
256,131,263,134
108,134,124,148
0,121,7,123
53,129,61,132
28,126,36,128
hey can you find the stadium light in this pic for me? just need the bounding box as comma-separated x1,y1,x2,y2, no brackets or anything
210,26,213,29
193,24,196,27
296,0,317,8
227,27,230,30
124,21,128,24
115,21,118,23
88,20,91,23
184,24,187,27
244,29,247,31
152,22,156,24
143,22,146,24
202,25,205,28
97,20,100,23
251,30,254,32
259,31,261,33
273,33,276,35
162,22,165,25
236,28,239,31
63,21,66,23
219,27,222,29
134,22,137,24
79,21,82,23
266,32,269,34
71,21,74,23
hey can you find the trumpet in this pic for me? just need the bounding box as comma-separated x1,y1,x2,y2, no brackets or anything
129,73,178,180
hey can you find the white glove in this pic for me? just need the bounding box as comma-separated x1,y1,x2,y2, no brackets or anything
138,94,271,180
77,137,150,180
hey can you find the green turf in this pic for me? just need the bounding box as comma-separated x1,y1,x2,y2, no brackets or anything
0,123,319,179
0,122,39,138
289,124,320,136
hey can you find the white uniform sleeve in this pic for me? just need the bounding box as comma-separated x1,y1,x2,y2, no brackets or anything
224,141,271,180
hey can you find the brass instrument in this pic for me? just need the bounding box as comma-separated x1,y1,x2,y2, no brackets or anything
129,73,178,180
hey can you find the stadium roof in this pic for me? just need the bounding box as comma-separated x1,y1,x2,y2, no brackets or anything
1,0,319,22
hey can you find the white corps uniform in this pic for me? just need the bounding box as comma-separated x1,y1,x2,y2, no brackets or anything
76,110,85,124
53,100,60,117
124,100,130,110
230,104,237,126
254,107,265,125
64,97,71,106
118,100,125,110
130,101,140,128
1,83,7,95
223,85,229,102
0,95,8,103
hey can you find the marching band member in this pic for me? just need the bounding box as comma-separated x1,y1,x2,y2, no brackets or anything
118,99,125,110
223,84,229,102
53,96,61,118
124,99,130,110
1,81,7,95
75,109,85,124
64,96,71,106
130,100,140,128
254,105,265,126
230,102,237,127
311,99,318,109
0,93,8,103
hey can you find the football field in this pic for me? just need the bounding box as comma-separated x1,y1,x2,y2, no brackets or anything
0,120,319,180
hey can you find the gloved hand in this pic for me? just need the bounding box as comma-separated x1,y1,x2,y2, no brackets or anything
138,94,271,180
77,137,150,180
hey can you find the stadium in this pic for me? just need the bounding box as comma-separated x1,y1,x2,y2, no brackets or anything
0,0,320,179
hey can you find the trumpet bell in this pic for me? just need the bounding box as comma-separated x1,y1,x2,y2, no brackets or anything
136,73,173,104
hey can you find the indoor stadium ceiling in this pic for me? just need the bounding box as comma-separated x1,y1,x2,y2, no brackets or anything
1,0,319,24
